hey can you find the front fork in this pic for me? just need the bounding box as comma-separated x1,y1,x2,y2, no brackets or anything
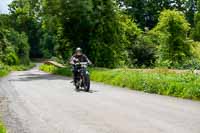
74,69,89,87
80,70,89,87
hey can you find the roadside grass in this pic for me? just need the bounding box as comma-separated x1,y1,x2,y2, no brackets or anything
0,121,6,133
11,63,35,71
0,63,35,77
0,64,10,77
40,64,200,100
40,64,72,77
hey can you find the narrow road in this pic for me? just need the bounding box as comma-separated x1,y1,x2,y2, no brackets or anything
0,65,200,133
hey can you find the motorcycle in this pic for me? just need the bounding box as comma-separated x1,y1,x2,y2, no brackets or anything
74,62,90,92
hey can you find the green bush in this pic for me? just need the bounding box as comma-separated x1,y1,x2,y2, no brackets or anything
3,52,19,66
40,64,200,100
128,33,157,67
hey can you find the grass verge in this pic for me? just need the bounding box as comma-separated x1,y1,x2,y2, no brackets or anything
0,63,35,77
40,64,200,100
40,64,72,77
0,121,6,133
0,68,9,77
10,63,36,71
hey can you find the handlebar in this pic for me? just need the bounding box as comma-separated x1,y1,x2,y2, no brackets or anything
74,62,89,65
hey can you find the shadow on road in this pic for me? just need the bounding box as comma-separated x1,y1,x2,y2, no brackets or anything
9,73,71,82
75,89,99,93
9,72,99,93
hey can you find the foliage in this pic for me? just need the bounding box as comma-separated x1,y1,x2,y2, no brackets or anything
0,14,11,28
39,0,141,68
0,28,30,65
0,30,19,66
0,121,6,133
0,63,10,77
91,68,200,100
40,64,200,100
40,64,72,76
181,40,200,69
128,32,157,67
4,0,200,69
3,29,30,65
0,61,35,77
39,0,67,59
118,0,197,29
0,11,30,66
10,63,35,71
118,14,142,67
39,33,57,58
9,0,42,58
3,50,19,66
152,10,192,68
192,13,200,41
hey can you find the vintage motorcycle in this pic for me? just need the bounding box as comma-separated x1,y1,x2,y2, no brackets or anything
74,62,90,92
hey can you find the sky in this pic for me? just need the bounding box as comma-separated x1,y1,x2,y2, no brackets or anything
0,0,13,14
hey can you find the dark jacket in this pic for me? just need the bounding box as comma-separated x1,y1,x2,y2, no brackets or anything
70,54,91,65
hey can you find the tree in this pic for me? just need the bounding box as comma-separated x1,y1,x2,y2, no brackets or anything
0,9,30,65
192,0,200,41
4,29,30,65
40,0,134,68
192,13,200,41
152,10,191,67
128,33,157,67
0,26,30,65
9,0,42,58
185,0,197,26
118,0,197,29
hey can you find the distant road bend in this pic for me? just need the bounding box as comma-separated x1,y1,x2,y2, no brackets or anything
0,65,200,133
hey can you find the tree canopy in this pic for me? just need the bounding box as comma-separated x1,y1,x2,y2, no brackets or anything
0,0,200,69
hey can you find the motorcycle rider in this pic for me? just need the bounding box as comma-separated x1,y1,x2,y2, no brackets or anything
70,48,92,84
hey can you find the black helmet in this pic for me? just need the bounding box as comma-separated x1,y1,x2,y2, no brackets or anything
76,47,82,52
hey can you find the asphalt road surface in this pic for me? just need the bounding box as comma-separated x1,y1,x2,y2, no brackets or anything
0,65,200,133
